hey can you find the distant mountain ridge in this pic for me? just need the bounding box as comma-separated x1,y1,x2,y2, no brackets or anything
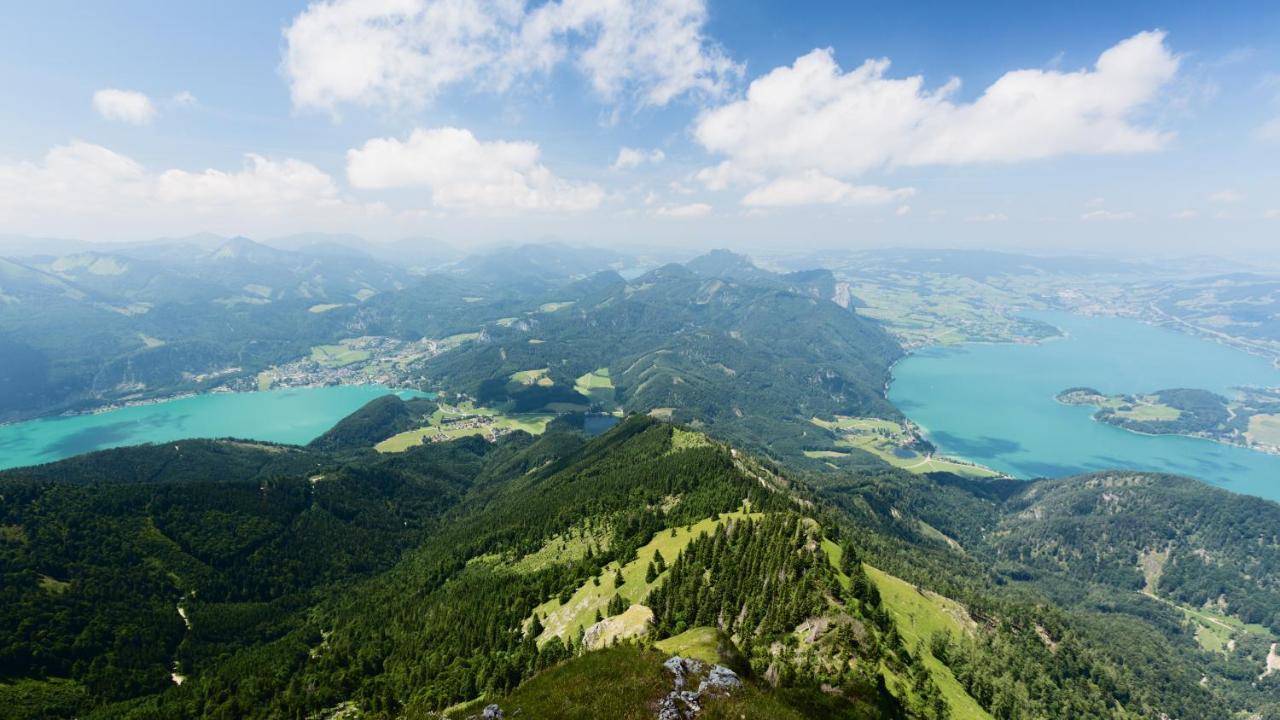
0,239,633,422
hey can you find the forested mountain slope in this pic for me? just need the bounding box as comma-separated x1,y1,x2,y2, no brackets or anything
5,415,1278,718
423,259,902,464
308,395,440,452
990,472,1280,630
816,465,1280,718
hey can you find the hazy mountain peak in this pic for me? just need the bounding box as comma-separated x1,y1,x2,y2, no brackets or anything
208,236,291,263
685,249,774,282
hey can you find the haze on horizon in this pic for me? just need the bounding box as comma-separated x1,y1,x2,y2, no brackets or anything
0,1,1278,259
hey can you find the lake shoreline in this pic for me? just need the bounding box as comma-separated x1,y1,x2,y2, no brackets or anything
888,310,1280,502
0,384,404,471
0,379,425,429
1054,387,1280,458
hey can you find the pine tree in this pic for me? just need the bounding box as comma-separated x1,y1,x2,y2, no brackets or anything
607,594,626,615
645,561,658,583
654,549,667,572
613,568,624,588
840,541,859,577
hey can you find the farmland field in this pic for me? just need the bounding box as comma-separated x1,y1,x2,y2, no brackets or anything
510,367,554,387
574,367,616,406
811,416,1002,478
374,402,553,452
310,342,371,368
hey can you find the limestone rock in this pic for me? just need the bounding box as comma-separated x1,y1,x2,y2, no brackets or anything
697,665,741,695
657,657,737,719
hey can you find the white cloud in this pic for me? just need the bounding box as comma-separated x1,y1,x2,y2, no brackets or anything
895,205,911,217
693,160,762,191
612,147,665,170
0,142,147,208
1171,209,1199,219
1258,117,1280,143
346,127,603,211
1265,209,1280,220
694,31,1178,179
740,171,914,208
655,202,711,218
1208,189,1243,203
0,141,373,239
170,91,198,108
92,88,157,124
283,0,740,112
966,213,1008,222
1082,209,1136,221
156,155,341,207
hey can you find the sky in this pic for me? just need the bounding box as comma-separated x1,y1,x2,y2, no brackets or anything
0,0,1278,257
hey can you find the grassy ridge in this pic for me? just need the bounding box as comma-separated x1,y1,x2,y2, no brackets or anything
821,539,991,720
443,645,851,720
531,506,762,644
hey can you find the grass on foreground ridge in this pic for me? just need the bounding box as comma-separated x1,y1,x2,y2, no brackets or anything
529,505,762,645
823,539,992,720
442,644,871,720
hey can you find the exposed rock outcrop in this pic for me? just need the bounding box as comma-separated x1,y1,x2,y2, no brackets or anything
656,656,740,719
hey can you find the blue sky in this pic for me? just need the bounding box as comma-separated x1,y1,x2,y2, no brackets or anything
0,0,1277,256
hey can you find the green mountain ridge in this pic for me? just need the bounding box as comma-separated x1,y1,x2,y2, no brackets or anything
4,411,1278,718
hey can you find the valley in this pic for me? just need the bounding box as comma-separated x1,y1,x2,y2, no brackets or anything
6,242,1280,720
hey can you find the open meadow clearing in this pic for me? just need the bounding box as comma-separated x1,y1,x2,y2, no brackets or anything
374,402,553,452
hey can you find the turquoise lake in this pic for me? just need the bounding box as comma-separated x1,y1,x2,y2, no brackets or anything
889,311,1280,502
0,385,409,471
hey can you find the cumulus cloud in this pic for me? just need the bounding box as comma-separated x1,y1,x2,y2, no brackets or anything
740,171,914,208
283,0,740,112
694,31,1178,180
1208,189,1243,203
0,141,373,238
654,202,711,218
612,147,665,170
156,155,341,206
347,127,603,211
693,160,763,191
1082,209,1136,221
1171,209,1199,219
0,143,147,208
92,88,157,124
895,205,911,217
